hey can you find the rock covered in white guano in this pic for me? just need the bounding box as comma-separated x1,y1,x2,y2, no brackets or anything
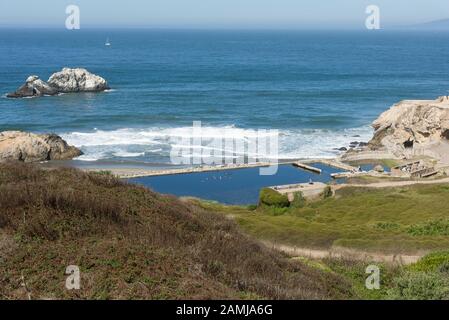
6,68,110,98
47,68,110,93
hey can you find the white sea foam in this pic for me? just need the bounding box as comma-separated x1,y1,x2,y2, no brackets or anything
75,153,107,161
63,125,373,162
113,151,145,158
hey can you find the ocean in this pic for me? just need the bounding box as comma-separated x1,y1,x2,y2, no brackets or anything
2,29,449,166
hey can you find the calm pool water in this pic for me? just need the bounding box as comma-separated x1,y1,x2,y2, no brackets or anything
130,163,343,205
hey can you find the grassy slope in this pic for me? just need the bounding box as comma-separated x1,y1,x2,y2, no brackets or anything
0,163,352,300
321,251,449,300
199,184,449,254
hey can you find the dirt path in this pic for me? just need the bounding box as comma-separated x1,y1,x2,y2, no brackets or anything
336,177,449,190
263,241,423,265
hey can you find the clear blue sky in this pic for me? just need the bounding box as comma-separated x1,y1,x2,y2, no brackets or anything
0,0,448,29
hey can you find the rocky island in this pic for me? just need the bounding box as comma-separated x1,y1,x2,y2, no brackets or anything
6,68,110,98
0,131,82,162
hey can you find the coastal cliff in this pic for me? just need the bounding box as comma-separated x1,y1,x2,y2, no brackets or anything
0,131,82,162
367,96,449,161
6,68,109,98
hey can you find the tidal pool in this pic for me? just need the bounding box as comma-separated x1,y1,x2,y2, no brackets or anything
130,163,344,205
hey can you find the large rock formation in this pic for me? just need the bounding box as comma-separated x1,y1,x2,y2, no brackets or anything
368,96,449,161
0,131,82,162
6,68,109,98
48,68,110,93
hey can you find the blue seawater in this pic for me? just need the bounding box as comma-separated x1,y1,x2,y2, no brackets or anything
2,29,449,164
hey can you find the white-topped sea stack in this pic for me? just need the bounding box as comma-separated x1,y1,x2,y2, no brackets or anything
6,68,110,98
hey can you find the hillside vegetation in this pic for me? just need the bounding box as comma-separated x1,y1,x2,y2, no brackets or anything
200,184,449,254
0,163,351,300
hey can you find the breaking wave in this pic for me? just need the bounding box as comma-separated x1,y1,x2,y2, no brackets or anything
61,125,373,162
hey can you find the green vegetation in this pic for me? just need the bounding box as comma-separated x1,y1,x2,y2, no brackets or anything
198,180,449,300
4,162,449,300
258,188,290,208
289,251,449,300
346,159,400,170
386,271,449,300
380,159,400,169
201,184,449,253
291,192,306,208
0,163,352,300
407,251,449,272
374,222,401,231
323,259,399,300
407,219,449,236
321,186,333,199
386,251,449,300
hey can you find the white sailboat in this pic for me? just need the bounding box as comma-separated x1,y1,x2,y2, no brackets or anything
105,38,111,46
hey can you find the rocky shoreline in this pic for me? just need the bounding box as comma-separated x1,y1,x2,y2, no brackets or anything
0,131,82,162
4,93,449,179
6,68,109,98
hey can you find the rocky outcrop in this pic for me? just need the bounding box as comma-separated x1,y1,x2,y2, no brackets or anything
48,68,110,93
0,131,82,162
373,165,385,173
6,75,58,98
368,96,449,160
6,68,109,98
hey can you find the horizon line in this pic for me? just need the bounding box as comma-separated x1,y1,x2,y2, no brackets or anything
0,25,446,32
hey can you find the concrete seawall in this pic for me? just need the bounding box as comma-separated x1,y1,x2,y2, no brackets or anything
82,158,358,179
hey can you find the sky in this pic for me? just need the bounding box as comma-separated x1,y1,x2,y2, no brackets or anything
0,0,448,29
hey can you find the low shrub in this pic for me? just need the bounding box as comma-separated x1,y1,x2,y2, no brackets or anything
407,219,449,236
291,191,306,208
387,271,449,300
374,222,400,231
258,188,290,208
408,251,449,272
322,186,333,199
265,206,289,216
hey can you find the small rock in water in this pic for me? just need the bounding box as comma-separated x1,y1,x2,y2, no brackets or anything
358,142,368,147
373,165,385,173
6,75,58,98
